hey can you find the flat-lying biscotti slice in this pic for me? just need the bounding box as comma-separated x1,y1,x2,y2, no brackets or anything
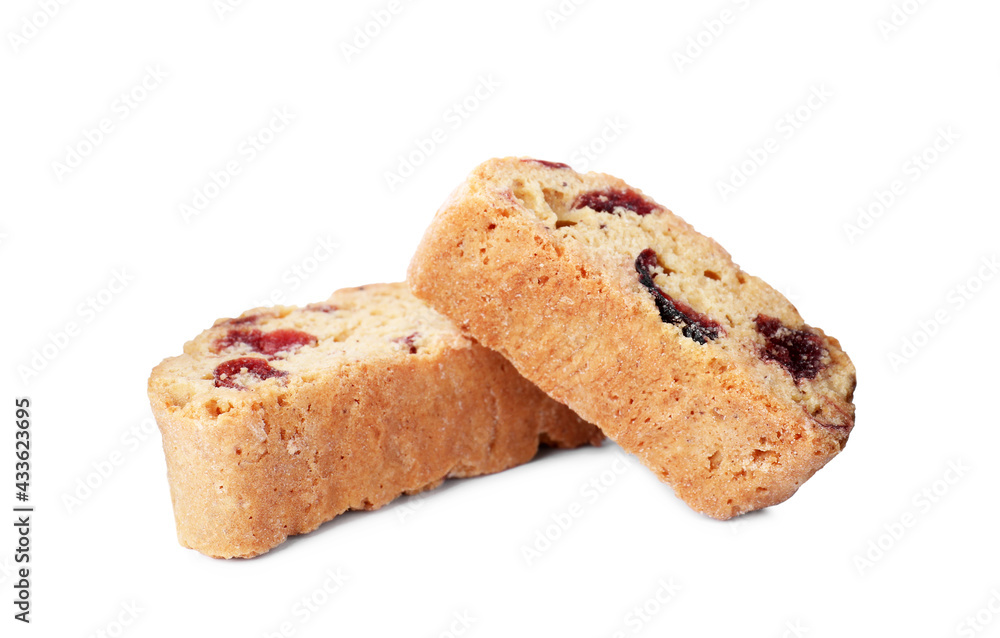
408,158,856,519
148,282,601,558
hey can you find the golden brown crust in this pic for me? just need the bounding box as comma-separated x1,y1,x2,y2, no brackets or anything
408,159,856,519
148,283,601,558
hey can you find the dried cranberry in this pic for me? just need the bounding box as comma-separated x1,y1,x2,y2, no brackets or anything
215,328,263,352
574,188,659,217
214,328,316,356
755,315,825,382
213,357,286,389
259,329,316,355
521,159,571,170
635,249,722,344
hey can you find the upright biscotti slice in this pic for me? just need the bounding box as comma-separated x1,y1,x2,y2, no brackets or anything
408,158,856,519
148,282,601,558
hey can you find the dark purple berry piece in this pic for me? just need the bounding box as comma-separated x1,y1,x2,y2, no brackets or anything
635,249,723,344
575,188,659,217
213,357,286,389
755,315,825,382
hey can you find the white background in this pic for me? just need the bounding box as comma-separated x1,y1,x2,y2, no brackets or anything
2,0,999,636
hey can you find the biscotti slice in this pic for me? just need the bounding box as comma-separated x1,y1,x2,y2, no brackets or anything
408,158,856,519
148,282,601,558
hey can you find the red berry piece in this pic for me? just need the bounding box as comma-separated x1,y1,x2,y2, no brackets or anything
214,328,316,356
214,328,264,353
754,315,825,382
214,357,286,389
575,188,660,217
258,329,317,356
521,159,571,170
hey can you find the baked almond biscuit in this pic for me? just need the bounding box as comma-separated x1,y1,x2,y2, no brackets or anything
148,282,601,558
408,158,856,519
